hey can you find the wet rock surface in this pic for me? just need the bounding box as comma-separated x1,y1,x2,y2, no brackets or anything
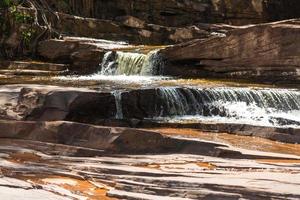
0,84,299,144
1,1,300,199
141,121,300,144
2,1,300,84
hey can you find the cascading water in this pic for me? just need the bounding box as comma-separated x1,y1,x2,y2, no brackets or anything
153,87,300,128
56,47,300,129
100,50,163,76
112,91,123,119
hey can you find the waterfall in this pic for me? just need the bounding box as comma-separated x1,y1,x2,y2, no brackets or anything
108,86,299,127
155,87,300,127
158,88,201,116
112,91,123,119
100,50,163,76
100,51,118,75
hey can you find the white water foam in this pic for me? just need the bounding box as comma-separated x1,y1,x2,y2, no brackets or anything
153,87,300,128
100,50,163,76
57,74,168,83
154,103,300,128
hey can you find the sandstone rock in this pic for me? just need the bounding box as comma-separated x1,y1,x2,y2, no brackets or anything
116,15,146,29
0,69,67,76
48,0,300,26
48,0,212,27
0,177,73,200
140,121,300,144
160,19,300,85
53,12,220,45
0,120,236,156
37,38,112,73
1,84,299,144
70,49,105,73
37,39,100,63
121,88,159,119
1,140,300,199
0,61,68,71
0,85,116,122
55,12,126,39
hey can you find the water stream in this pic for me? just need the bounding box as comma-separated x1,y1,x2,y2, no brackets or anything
112,90,124,119
56,48,300,128
154,87,300,128
100,50,162,76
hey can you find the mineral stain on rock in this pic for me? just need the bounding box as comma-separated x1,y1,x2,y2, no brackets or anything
0,0,300,199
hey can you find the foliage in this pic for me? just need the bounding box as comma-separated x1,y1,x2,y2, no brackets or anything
10,6,34,24
0,0,12,8
21,28,36,47
1,0,58,58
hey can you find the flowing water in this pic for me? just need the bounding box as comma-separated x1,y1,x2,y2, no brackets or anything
100,50,162,76
54,48,300,128
112,90,124,119
153,87,300,128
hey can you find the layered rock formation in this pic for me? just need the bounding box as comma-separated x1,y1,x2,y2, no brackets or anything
48,0,300,26
0,120,241,156
1,1,300,199
160,19,300,85
0,84,299,144
54,13,219,45
0,85,116,121
1,137,300,199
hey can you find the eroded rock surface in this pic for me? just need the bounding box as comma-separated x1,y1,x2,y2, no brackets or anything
0,120,246,156
142,121,300,144
0,84,116,121
54,13,219,45
160,19,300,85
0,138,300,199
1,1,300,199
48,0,300,26
0,84,299,144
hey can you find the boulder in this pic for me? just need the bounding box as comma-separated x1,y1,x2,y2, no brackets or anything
37,38,111,73
37,39,102,63
0,85,116,122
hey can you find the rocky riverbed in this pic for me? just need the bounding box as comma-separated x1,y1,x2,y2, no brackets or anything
1,131,300,200
0,0,300,199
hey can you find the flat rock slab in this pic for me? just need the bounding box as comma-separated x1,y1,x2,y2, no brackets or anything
0,120,243,157
0,139,299,199
0,177,75,200
140,121,300,144
0,61,68,71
